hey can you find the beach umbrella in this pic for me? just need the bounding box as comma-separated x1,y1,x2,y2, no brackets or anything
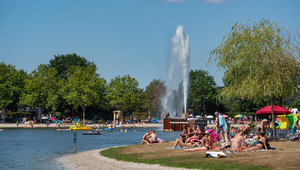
41,117,48,120
221,114,228,118
256,105,291,115
207,115,214,119
234,114,244,118
49,118,54,121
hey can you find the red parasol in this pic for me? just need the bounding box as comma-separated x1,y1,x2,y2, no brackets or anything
256,105,291,115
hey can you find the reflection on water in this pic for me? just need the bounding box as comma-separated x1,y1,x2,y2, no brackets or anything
0,127,181,170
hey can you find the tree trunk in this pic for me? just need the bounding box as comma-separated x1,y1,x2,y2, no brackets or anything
148,107,151,119
1,106,5,120
271,97,277,140
238,98,242,115
38,105,42,122
82,105,86,124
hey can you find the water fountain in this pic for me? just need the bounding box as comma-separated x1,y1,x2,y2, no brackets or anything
161,25,190,118
162,26,207,131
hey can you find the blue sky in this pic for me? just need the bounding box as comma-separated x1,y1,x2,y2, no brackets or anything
1,0,299,89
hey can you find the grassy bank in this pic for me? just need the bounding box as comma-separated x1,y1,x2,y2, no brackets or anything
100,141,300,170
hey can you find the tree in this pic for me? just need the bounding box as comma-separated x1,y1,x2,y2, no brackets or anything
209,19,300,139
48,53,95,79
188,69,217,114
47,53,96,116
0,62,26,119
106,74,143,115
62,66,106,122
144,79,166,119
20,64,60,120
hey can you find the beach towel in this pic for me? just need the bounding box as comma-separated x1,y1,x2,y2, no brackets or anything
206,151,227,158
218,114,228,131
166,145,199,150
206,129,219,142
157,138,164,143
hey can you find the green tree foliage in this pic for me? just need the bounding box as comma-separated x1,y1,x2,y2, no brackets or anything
210,19,300,139
47,53,96,116
188,69,217,114
144,79,166,118
0,62,26,112
48,53,95,79
20,64,60,115
62,66,106,122
106,74,143,115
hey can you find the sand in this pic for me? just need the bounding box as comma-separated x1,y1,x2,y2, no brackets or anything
56,148,189,170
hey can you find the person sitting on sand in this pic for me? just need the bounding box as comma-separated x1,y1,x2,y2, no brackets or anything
184,131,214,151
242,132,270,151
173,125,188,147
149,130,158,143
172,129,201,149
229,131,249,152
192,124,201,137
238,121,255,137
141,131,151,144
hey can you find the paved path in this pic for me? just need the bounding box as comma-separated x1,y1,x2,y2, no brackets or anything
56,149,191,170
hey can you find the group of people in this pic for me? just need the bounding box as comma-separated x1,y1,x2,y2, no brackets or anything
168,111,275,153
141,129,158,144
171,123,215,151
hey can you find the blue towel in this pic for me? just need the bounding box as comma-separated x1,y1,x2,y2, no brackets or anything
218,114,228,131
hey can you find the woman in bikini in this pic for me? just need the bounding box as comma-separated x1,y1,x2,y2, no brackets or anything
184,131,214,151
243,132,269,151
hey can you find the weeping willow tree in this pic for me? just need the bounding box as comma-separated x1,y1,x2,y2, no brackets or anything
209,19,300,140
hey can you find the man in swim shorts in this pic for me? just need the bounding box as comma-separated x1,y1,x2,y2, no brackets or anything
230,131,249,152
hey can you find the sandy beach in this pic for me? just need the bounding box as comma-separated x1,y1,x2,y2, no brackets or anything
56,148,189,170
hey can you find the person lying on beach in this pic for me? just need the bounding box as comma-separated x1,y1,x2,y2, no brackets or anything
242,132,270,151
184,131,214,151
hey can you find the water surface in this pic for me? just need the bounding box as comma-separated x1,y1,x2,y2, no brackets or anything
0,127,180,170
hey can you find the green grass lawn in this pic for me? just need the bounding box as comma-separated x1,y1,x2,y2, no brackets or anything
100,145,269,170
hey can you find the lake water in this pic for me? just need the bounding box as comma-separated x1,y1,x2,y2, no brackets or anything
0,127,181,170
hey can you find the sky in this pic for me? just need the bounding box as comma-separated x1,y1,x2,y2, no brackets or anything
1,0,299,89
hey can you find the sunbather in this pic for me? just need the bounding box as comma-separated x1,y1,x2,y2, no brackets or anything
242,132,270,151
149,130,158,143
184,131,214,151
141,131,151,144
230,131,249,152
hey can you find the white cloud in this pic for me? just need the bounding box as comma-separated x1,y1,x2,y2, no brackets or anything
204,0,225,4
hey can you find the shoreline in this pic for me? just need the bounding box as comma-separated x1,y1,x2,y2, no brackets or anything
0,122,248,129
0,123,163,129
55,148,188,170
